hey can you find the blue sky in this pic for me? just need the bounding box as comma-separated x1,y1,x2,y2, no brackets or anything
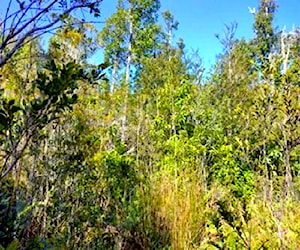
2,0,299,70
98,0,300,70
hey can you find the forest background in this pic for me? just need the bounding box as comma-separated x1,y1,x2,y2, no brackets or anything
0,0,300,249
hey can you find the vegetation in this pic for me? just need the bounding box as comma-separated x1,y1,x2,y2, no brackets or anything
0,0,300,249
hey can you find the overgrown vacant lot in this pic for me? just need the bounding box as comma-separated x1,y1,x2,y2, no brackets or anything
0,0,300,249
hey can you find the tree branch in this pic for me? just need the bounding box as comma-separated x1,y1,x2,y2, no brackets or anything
0,0,102,68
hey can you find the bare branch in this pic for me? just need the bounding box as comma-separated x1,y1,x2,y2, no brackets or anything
0,0,59,51
0,132,31,179
0,0,102,68
2,0,13,41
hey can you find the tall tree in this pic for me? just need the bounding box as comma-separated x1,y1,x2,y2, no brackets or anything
252,0,277,76
99,0,161,141
99,0,161,90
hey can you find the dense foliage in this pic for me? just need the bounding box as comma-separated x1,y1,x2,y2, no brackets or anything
1,0,300,249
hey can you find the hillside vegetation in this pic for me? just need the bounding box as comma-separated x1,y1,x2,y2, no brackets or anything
0,0,300,249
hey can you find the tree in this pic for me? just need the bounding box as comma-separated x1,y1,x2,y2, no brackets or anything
99,0,161,142
48,19,98,64
99,0,161,91
161,10,179,56
0,0,102,68
252,0,277,76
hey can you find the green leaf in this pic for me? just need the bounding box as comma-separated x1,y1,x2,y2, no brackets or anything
6,240,19,250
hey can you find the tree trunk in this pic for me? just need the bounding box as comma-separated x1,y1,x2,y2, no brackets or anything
284,143,292,196
121,4,133,142
111,60,119,93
